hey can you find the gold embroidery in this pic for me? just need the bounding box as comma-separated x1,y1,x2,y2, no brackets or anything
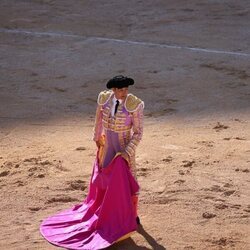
97,90,113,105
125,94,144,112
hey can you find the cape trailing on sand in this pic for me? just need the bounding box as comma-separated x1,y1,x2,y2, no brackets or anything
40,154,139,250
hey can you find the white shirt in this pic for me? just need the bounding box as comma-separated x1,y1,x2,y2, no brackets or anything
111,97,123,117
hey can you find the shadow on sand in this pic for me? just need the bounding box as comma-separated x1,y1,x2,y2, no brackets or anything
107,224,166,250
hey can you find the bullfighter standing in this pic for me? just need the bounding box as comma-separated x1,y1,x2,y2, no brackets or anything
93,75,144,224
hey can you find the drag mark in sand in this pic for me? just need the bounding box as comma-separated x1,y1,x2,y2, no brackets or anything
0,28,250,57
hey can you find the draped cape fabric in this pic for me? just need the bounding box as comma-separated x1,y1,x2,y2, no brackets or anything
40,155,140,250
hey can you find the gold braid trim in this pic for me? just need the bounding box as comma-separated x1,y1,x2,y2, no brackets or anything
97,90,113,105
125,94,144,112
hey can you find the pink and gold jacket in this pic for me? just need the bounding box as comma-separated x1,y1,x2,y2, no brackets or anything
93,90,144,176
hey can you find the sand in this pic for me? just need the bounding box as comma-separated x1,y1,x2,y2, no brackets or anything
0,1,250,249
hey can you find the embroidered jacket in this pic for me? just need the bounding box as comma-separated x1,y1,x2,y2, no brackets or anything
93,90,144,174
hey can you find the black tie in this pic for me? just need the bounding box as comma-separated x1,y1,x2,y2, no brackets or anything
114,100,119,115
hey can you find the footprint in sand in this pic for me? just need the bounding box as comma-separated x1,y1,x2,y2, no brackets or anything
40,160,52,166
137,167,149,177
215,204,228,210
29,207,41,212
10,170,20,176
174,179,185,184
203,195,216,200
162,156,173,163
54,87,67,92
81,82,89,88
0,170,10,177
203,185,224,192
215,198,226,202
28,171,34,177
30,72,38,77
46,196,79,204
43,159,68,172
197,141,214,147
55,75,67,79
36,174,45,178
23,157,41,164
234,137,247,140
27,165,46,178
67,180,87,191
1,162,21,177
213,122,229,132
28,166,38,172
14,180,25,186
223,190,236,196
147,70,159,74
54,161,68,172
165,99,179,105
178,170,190,175
154,197,178,205
243,208,250,213
209,237,236,247
182,8,194,12
75,147,87,151
182,160,195,168
202,212,216,219
200,63,249,80
234,118,244,123
230,204,241,209
242,169,249,173
235,168,249,173
223,183,233,188
203,184,236,197
24,158,68,178
31,85,51,92
183,246,194,250
1,161,14,168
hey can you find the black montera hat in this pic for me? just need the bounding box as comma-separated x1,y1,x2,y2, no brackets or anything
106,75,134,89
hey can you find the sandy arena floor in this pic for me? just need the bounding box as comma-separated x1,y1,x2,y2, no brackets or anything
0,1,250,249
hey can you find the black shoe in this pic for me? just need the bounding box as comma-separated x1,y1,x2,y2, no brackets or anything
136,216,140,225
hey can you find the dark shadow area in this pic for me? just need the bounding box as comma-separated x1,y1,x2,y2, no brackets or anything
0,1,250,129
137,224,166,250
106,237,151,250
107,225,166,250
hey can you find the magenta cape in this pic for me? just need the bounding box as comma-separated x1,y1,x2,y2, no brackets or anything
40,155,140,250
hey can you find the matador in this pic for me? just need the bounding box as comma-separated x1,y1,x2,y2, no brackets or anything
93,75,144,224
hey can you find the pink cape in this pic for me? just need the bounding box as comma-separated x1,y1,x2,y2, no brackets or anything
40,155,140,250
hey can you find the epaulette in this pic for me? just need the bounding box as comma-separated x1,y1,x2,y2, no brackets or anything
125,94,144,112
97,90,112,105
